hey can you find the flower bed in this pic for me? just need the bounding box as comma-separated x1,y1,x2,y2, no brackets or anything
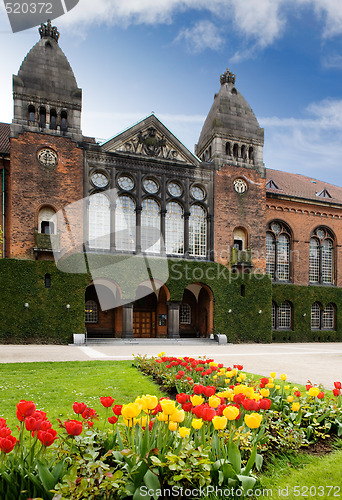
0,356,341,499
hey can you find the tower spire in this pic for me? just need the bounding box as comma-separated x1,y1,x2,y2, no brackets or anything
220,68,236,85
39,20,60,43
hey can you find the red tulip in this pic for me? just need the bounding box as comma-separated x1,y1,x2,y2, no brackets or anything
193,384,204,395
294,391,301,398
259,398,271,410
0,427,12,438
334,382,342,390
203,386,216,397
202,406,216,422
100,397,115,408
259,378,269,388
305,384,312,391
113,405,123,416
333,388,340,397
192,404,204,418
73,402,87,414
16,400,36,422
25,416,40,432
242,399,259,411
0,418,6,429
233,394,245,405
81,408,98,420
108,416,118,425
317,392,324,399
182,402,193,412
65,419,83,436
0,435,17,453
38,429,58,447
176,393,188,404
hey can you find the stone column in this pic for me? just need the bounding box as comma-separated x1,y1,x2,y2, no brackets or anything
122,303,134,338
184,211,190,258
160,209,167,254
167,301,181,338
136,206,142,254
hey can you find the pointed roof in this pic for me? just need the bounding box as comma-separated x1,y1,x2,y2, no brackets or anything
101,114,200,166
266,168,342,205
0,123,10,154
197,69,264,153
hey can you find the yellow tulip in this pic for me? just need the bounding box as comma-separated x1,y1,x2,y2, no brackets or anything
169,421,178,431
267,383,274,389
170,409,185,423
237,377,242,382
244,413,263,429
121,403,141,420
291,402,301,412
191,418,203,430
260,389,270,397
284,385,290,391
275,385,281,390
179,427,190,438
157,412,168,422
270,372,276,378
123,418,133,427
287,396,294,403
141,395,159,411
134,416,148,427
212,416,227,430
223,406,239,421
293,387,299,392
158,351,165,357
160,400,176,415
208,396,221,408
281,374,287,381
239,373,246,381
269,377,274,383
209,362,218,367
190,395,204,407
308,387,320,397
213,375,218,380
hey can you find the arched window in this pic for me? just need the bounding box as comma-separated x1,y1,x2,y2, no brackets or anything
166,201,184,255
234,227,247,251
88,193,110,250
39,107,46,128
226,142,231,156
141,198,160,253
61,110,68,131
28,105,35,122
116,195,136,252
309,228,334,284
85,300,98,323
249,147,254,161
180,303,191,324
241,145,247,159
50,109,57,130
38,207,56,234
233,143,239,158
311,302,335,330
272,301,292,330
266,221,291,281
189,204,207,257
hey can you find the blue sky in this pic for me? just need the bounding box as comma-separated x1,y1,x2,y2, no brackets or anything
1,0,342,185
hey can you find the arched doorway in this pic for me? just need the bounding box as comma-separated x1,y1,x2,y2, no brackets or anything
85,281,122,338
133,282,170,338
180,283,214,337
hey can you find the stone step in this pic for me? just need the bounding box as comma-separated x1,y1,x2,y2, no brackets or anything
85,337,218,346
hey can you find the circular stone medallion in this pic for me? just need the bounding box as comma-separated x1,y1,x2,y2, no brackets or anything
37,148,58,168
233,178,248,194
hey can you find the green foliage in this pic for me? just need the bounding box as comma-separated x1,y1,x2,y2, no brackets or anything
272,283,342,342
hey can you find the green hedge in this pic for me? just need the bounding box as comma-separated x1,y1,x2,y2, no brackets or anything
272,283,342,342
0,257,272,344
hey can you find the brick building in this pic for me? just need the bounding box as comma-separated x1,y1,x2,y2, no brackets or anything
0,21,341,343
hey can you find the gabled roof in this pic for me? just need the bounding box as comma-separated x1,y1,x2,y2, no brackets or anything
100,114,200,166
266,168,342,205
0,123,10,154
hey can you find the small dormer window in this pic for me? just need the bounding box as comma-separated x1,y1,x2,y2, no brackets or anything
316,188,332,199
28,105,35,122
266,179,279,190
50,109,57,130
39,107,46,128
61,110,67,131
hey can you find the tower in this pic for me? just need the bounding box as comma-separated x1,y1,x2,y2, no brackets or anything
8,21,84,259
196,69,266,270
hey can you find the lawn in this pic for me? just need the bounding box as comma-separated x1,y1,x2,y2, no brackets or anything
0,360,165,429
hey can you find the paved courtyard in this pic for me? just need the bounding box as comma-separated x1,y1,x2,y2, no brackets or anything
0,342,341,389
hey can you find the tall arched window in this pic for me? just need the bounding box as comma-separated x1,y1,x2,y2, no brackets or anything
180,303,191,324
226,142,231,156
28,105,35,122
266,221,291,281
141,198,160,253
272,301,292,330
61,110,68,131
116,195,136,252
39,107,46,128
88,193,110,250
38,206,56,234
50,109,57,130
311,302,336,330
166,201,184,255
309,228,334,284
233,144,239,158
189,204,207,257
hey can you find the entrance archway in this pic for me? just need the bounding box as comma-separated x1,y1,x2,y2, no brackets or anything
180,283,214,337
133,282,170,338
85,281,122,338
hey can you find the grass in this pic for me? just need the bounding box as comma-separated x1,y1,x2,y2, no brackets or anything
254,444,342,499
0,360,165,429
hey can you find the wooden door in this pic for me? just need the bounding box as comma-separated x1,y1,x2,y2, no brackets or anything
133,311,155,337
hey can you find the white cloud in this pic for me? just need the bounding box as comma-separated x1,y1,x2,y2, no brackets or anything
175,20,224,53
